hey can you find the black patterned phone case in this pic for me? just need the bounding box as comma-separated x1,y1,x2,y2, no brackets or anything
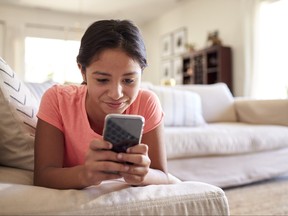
103,114,144,153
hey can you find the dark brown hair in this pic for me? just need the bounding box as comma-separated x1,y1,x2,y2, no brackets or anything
76,19,147,71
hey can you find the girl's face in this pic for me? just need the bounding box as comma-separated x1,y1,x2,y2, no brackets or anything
82,48,142,121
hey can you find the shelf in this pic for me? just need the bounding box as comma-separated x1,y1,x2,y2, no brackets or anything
183,73,191,78
207,67,218,73
181,45,232,93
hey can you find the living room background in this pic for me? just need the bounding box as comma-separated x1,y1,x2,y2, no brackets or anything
0,0,286,98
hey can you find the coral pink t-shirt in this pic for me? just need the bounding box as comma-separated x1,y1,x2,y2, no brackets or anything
37,85,163,167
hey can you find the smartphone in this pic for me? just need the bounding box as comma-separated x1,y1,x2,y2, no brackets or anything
103,114,145,153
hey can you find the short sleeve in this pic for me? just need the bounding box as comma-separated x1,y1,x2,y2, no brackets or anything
126,89,164,134
37,85,64,131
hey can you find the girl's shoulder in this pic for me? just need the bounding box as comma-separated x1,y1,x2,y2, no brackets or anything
130,88,161,111
138,88,158,100
45,84,86,97
42,84,86,106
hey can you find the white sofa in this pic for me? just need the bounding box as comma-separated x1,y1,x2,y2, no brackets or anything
144,82,288,188
0,57,229,215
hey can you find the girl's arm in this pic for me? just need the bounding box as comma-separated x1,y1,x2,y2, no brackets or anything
119,121,178,185
34,119,85,189
33,119,128,189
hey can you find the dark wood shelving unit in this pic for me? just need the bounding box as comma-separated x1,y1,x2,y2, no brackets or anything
182,45,233,93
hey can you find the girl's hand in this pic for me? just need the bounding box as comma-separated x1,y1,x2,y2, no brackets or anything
80,139,129,187
117,144,151,185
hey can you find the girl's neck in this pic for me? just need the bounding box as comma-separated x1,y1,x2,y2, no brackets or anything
85,95,105,135
87,114,104,135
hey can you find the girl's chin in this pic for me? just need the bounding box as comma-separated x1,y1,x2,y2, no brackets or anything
106,111,123,115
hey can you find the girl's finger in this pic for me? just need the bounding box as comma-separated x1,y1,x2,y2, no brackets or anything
89,139,112,151
86,150,117,163
117,153,150,166
127,143,148,154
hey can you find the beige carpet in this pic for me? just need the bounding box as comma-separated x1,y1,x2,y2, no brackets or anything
224,174,288,215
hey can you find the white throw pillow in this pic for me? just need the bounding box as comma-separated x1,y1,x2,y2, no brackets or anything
175,83,237,123
0,57,38,170
150,86,206,127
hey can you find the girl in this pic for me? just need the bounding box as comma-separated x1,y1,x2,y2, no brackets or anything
34,19,172,189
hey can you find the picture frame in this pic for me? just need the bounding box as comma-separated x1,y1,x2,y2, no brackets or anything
173,27,187,55
173,57,183,84
161,33,172,57
161,60,173,78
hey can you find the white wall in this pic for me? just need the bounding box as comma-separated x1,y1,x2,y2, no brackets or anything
0,1,251,96
141,0,249,96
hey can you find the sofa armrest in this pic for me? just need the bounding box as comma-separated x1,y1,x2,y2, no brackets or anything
0,166,229,216
234,98,288,126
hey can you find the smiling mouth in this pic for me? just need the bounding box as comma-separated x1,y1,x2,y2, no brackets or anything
105,101,126,109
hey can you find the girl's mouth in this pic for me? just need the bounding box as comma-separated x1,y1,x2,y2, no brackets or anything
105,101,126,110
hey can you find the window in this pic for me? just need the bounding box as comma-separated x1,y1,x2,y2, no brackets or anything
253,0,288,99
25,37,81,84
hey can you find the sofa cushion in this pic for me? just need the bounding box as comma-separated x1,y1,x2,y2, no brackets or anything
0,167,229,216
175,83,237,123
164,123,288,159
0,57,38,171
150,86,206,127
168,147,288,188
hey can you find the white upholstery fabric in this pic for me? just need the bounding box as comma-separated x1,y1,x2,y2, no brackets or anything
150,85,206,126
235,98,288,126
175,83,237,122
164,123,288,159
0,166,33,185
0,57,38,171
168,147,288,188
0,167,229,216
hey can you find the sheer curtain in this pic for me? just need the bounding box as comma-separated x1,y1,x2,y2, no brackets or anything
251,0,288,99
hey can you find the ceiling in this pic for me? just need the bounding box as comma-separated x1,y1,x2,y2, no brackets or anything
0,0,189,24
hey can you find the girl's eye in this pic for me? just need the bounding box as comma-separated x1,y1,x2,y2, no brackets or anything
123,78,135,84
96,78,109,83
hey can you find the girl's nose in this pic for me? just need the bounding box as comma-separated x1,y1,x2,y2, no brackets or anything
107,83,123,100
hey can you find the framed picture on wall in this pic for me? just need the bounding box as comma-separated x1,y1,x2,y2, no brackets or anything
161,33,173,57
173,57,183,84
173,27,187,55
161,60,173,78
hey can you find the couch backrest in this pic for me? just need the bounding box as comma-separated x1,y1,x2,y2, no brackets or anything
175,83,237,123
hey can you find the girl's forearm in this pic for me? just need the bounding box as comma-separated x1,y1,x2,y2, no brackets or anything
34,165,88,189
34,167,178,189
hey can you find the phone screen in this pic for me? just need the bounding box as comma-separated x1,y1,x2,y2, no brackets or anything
103,114,145,153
